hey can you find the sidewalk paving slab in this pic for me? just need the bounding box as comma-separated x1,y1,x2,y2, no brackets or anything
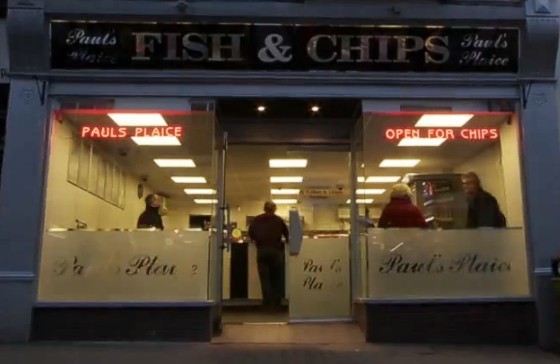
0,342,558,364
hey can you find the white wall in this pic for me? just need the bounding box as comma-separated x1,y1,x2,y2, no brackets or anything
165,200,351,231
499,118,525,228
44,119,153,230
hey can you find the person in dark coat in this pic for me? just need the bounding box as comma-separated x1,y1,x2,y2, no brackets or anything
137,193,164,230
248,201,289,310
378,183,427,228
462,172,506,228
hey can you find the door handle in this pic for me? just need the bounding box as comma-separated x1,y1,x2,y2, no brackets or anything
224,203,232,252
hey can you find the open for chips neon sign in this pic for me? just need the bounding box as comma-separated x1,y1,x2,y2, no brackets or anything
385,128,499,141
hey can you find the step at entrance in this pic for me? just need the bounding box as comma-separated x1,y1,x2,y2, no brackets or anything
212,323,364,344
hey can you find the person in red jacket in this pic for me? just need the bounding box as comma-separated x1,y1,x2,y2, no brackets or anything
378,183,427,228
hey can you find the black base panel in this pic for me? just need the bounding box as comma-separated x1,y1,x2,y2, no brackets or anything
362,301,537,345
31,307,212,342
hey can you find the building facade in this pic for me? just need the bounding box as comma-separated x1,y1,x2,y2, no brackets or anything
0,0,559,348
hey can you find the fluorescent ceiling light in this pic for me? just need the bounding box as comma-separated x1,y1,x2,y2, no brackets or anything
271,189,300,195
356,189,386,195
171,176,207,183
357,176,366,183
347,199,374,204
398,138,447,147
154,159,196,168
269,159,308,168
108,113,167,126
415,114,474,128
273,199,298,204
379,159,421,168
270,176,304,183
194,199,218,204
365,176,401,183
131,136,181,146
184,189,216,195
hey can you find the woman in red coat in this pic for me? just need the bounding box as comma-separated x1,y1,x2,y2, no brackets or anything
378,183,427,228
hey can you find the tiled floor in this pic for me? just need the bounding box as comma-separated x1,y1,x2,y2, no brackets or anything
213,323,365,344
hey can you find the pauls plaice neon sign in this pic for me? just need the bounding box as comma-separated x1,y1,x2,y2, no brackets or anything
80,126,184,139
385,128,499,141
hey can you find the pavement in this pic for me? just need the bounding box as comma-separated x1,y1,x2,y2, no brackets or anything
0,342,558,364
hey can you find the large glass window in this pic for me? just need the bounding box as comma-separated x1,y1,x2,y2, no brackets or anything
357,109,530,300
38,99,217,302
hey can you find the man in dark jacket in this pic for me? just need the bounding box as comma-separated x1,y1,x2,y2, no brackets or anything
462,172,506,228
248,201,289,310
137,194,164,230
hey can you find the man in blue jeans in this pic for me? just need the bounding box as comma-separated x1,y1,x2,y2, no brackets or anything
248,201,289,310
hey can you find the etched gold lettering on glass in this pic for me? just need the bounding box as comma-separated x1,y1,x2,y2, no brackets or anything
425,36,450,64
395,35,423,63
182,33,209,61
132,32,162,61
338,35,373,63
163,33,181,61
209,34,244,61
307,34,337,63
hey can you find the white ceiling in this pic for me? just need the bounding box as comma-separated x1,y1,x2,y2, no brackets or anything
62,111,510,210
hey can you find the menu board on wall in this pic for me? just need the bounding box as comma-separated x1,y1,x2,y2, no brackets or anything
367,228,530,300
38,231,210,302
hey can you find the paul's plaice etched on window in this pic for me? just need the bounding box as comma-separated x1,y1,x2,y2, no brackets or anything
301,257,344,291
378,252,512,274
52,254,181,277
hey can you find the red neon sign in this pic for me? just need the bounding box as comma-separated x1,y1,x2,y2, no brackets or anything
80,126,184,139
385,128,499,141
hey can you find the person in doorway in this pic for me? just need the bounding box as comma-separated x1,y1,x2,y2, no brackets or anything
462,171,506,228
248,201,289,310
378,183,427,228
137,193,164,230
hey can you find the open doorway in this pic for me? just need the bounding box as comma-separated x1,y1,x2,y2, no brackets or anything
216,99,361,329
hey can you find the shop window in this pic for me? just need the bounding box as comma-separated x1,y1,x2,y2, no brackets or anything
357,110,530,301
37,102,216,303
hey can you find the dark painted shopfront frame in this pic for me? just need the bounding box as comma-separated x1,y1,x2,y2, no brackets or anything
1,1,559,348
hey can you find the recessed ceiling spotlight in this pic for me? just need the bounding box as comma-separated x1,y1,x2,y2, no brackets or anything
311,105,320,113
257,105,266,112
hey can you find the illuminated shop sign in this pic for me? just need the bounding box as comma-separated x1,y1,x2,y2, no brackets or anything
385,128,499,141
50,22,519,73
80,126,183,139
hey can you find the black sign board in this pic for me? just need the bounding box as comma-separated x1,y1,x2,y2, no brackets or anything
50,22,519,73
